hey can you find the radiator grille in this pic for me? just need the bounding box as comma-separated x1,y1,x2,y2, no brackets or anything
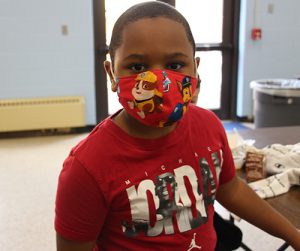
0,98,82,107
0,96,85,132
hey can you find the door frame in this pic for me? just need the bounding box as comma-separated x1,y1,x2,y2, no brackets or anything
93,0,240,122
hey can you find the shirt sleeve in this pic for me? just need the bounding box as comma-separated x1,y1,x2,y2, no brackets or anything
215,118,236,185
218,134,236,185
55,155,108,242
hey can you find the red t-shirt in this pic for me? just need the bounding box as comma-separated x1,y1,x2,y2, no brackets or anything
55,105,235,251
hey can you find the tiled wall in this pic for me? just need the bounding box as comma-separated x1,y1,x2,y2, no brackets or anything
237,0,300,118
0,0,96,124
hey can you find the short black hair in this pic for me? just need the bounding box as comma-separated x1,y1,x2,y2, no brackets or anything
108,1,196,65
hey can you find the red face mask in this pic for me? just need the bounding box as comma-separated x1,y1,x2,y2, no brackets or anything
116,69,197,127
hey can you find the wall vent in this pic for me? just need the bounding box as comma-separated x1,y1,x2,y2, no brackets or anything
0,96,85,132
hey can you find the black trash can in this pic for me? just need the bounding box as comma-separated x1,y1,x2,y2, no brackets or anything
250,79,300,128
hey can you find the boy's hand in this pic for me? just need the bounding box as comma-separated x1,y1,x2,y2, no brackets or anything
216,175,300,250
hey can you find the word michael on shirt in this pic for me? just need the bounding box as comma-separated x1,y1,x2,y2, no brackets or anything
122,151,222,237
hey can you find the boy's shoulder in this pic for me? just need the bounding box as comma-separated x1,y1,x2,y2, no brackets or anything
68,105,224,163
188,104,222,126
187,105,226,142
69,116,117,159
189,103,214,114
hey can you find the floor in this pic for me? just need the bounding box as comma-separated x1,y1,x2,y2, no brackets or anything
0,130,293,251
0,133,86,250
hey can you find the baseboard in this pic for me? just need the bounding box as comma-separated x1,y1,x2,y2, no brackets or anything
0,125,95,139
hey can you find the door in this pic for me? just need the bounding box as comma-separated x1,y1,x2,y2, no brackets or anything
93,0,240,122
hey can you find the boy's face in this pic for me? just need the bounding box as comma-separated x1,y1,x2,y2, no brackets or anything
111,17,197,79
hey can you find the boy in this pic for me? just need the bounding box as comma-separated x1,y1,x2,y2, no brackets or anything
55,2,300,250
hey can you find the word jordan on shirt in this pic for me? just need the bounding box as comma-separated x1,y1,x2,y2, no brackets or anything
122,151,222,237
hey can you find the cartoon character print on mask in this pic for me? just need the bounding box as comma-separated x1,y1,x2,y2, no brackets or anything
160,76,194,127
117,69,197,127
162,71,171,92
127,71,163,119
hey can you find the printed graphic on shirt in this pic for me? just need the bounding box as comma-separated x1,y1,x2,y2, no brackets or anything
122,151,222,239
188,233,202,250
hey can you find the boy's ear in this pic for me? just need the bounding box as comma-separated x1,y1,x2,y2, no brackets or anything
195,57,200,70
193,57,200,78
104,60,118,92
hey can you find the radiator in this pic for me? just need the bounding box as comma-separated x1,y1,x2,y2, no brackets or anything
0,96,85,132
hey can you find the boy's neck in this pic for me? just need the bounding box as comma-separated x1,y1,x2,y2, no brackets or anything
112,109,177,139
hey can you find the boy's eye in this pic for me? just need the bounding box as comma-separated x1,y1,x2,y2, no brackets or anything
129,64,146,72
167,63,184,71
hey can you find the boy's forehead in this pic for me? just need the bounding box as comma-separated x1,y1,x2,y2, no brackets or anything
116,17,193,57
124,16,182,30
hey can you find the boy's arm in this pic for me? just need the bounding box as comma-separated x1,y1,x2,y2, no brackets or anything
216,175,300,250
55,156,108,251
56,234,95,251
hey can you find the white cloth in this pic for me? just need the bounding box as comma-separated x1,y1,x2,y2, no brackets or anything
231,141,300,174
261,143,300,174
227,130,256,169
229,133,300,198
249,168,300,199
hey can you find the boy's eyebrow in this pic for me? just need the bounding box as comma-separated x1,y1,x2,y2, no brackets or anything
164,52,189,59
123,54,146,62
123,52,189,62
